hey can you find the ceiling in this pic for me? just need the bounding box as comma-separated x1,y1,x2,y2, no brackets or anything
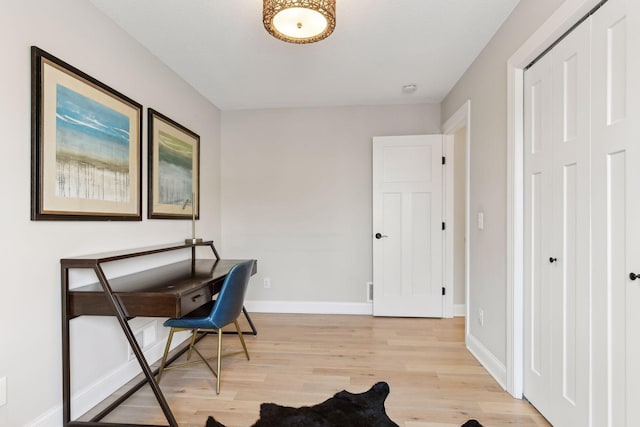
89,0,520,111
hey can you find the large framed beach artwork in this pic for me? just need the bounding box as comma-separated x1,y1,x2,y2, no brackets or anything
31,47,142,220
147,109,200,219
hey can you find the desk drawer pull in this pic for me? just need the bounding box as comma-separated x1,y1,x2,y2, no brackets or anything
181,287,212,316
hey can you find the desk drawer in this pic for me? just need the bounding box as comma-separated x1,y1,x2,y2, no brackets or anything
181,287,212,316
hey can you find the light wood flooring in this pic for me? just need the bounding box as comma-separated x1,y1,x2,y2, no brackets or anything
84,313,549,427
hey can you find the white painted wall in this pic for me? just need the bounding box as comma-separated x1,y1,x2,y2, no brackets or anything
221,105,440,310
441,0,565,376
0,1,221,425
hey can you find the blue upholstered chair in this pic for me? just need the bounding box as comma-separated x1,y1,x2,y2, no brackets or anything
157,259,255,394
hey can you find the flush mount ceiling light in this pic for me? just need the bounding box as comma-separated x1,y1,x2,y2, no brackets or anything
402,84,418,94
263,0,336,44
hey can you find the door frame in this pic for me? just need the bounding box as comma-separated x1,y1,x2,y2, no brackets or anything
442,101,471,320
506,0,605,398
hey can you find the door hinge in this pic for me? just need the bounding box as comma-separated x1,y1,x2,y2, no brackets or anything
442,222,446,231
442,287,446,296
442,156,446,165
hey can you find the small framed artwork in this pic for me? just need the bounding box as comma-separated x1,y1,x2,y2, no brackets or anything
147,109,200,219
31,46,142,220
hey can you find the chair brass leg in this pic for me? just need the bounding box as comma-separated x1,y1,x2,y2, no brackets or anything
234,320,250,360
157,328,175,383
159,324,248,395
186,329,198,360
190,345,218,377
216,328,222,394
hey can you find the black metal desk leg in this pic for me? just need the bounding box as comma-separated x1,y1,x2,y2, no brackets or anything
61,267,72,426
93,266,179,427
242,306,258,335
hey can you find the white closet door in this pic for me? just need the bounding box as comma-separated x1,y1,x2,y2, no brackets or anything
548,19,591,427
524,17,591,427
524,50,554,419
590,0,640,425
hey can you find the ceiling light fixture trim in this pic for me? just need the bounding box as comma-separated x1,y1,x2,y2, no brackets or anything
263,0,336,44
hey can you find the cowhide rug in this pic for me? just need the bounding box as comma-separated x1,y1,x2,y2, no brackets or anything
204,382,483,427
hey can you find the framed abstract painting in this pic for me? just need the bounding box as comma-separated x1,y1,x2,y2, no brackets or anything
147,109,200,220
31,46,142,220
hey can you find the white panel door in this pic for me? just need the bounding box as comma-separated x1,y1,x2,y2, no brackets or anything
548,19,591,427
524,49,554,419
590,0,640,425
524,17,591,426
372,135,444,317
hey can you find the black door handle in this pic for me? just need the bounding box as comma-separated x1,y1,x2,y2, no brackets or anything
549,257,557,263
630,272,640,281
375,233,388,239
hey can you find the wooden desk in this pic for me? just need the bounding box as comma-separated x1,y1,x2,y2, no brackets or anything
60,241,256,427
68,259,255,318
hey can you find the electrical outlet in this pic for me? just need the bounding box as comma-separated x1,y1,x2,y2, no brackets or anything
263,278,271,289
478,308,484,326
142,323,156,346
366,282,373,302
127,322,156,360
127,330,145,360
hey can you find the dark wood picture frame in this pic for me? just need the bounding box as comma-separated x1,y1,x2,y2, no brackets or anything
31,46,143,221
147,109,200,219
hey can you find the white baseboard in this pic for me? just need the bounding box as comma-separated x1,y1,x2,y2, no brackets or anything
25,331,191,427
24,405,59,427
70,340,171,419
246,300,466,318
466,331,507,390
245,300,373,315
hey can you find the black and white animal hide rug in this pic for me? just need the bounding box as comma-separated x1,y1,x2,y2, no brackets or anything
204,381,483,427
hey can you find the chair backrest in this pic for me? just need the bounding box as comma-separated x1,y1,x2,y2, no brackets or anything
208,259,255,329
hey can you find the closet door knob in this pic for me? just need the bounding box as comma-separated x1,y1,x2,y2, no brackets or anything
549,257,558,263
375,233,388,239
630,272,640,281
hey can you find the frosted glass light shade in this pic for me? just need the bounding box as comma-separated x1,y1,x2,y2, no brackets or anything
263,0,336,44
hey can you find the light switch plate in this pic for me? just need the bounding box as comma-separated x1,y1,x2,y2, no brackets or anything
477,212,484,230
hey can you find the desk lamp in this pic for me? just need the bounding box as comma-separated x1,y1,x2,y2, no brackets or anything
183,193,202,244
